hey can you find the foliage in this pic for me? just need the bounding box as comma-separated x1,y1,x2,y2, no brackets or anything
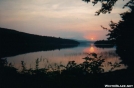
102,1,134,47
100,0,134,68
1,53,133,88
61,53,105,75
1,53,122,75
82,0,133,15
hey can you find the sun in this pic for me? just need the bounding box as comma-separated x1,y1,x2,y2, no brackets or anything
91,38,94,40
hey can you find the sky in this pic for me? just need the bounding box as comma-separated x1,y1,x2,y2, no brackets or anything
0,0,129,41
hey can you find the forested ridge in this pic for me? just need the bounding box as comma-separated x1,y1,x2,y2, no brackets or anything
0,27,79,58
0,27,79,45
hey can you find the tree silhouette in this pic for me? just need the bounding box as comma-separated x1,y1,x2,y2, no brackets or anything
82,0,133,15
101,0,134,68
105,1,134,47
82,0,134,68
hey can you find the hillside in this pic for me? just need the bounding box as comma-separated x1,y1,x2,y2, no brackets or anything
0,27,79,58
0,27,79,45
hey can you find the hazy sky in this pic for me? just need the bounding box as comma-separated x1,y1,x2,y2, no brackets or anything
0,0,128,40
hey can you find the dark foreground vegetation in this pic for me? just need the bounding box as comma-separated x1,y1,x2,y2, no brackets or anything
0,27,79,58
1,53,134,88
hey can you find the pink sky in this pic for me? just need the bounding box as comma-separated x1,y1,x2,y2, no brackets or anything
0,0,129,40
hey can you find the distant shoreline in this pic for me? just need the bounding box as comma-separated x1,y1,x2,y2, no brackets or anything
94,40,115,48
0,27,79,58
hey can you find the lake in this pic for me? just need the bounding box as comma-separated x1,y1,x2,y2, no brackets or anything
3,42,127,72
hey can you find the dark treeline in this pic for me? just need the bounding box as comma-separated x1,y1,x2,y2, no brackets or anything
0,27,79,58
94,40,114,48
94,40,114,45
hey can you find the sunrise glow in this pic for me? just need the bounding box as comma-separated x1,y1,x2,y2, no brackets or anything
0,0,128,40
91,38,94,40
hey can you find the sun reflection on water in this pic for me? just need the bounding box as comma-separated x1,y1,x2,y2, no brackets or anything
6,43,127,72
89,46,95,53
84,43,96,53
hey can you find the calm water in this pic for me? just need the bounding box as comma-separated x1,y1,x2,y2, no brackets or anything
4,42,127,72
